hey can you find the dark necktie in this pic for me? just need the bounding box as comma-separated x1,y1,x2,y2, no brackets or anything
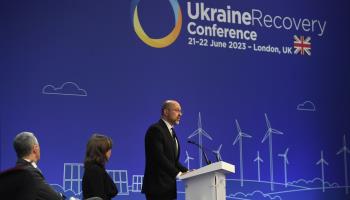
171,128,179,156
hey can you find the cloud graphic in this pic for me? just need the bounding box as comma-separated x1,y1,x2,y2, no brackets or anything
288,178,339,188
297,101,316,111
229,191,282,200
50,184,81,199
42,82,87,96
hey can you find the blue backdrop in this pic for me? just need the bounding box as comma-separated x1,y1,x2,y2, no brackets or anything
1,0,350,199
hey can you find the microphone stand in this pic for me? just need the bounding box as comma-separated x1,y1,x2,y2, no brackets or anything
187,140,212,165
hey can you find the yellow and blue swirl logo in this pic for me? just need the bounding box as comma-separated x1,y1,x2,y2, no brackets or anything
131,0,182,48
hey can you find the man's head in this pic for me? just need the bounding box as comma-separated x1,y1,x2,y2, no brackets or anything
13,132,40,163
161,100,182,126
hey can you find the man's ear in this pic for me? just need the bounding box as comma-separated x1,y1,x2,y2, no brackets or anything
163,109,168,116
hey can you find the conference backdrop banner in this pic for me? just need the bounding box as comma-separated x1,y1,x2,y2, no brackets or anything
1,0,350,199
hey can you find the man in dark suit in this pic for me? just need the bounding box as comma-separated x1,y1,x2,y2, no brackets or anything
0,166,36,200
142,100,188,200
13,131,64,200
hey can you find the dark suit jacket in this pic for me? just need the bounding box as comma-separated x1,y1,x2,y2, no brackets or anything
0,167,36,200
15,159,63,200
82,162,118,200
142,119,188,199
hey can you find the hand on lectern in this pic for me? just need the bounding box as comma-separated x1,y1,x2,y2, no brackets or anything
182,169,195,175
179,171,189,176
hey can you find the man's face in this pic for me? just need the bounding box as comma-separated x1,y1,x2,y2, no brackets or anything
165,102,182,125
33,144,41,162
106,149,112,161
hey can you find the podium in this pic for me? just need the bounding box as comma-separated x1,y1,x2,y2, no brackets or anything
179,161,235,200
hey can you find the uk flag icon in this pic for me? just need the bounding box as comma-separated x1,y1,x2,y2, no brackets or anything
294,35,311,56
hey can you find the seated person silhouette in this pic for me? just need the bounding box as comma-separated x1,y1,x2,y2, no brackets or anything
11,131,64,200
0,166,36,200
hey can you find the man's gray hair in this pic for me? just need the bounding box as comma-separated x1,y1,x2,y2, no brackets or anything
13,131,39,158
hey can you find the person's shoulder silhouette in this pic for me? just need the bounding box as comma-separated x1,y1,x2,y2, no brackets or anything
0,167,37,200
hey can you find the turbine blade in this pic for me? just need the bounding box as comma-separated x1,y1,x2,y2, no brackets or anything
235,120,241,133
201,130,213,140
337,148,344,155
255,157,263,162
198,112,202,128
271,128,284,135
265,113,271,129
261,130,270,143
241,132,252,138
188,130,199,138
285,148,289,155
233,135,241,145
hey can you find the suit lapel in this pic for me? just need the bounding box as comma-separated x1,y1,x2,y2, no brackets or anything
159,120,177,160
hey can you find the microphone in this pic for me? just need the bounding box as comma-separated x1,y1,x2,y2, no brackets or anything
187,140,212,165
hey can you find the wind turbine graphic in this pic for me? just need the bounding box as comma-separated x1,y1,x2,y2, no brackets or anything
316,150,329,192
336,134,350,194
254,151,264,182
261,113,284,191
233,119,252,187
213,144,223,162
184,151,194,170
278,148,290,187
188,112,213,167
